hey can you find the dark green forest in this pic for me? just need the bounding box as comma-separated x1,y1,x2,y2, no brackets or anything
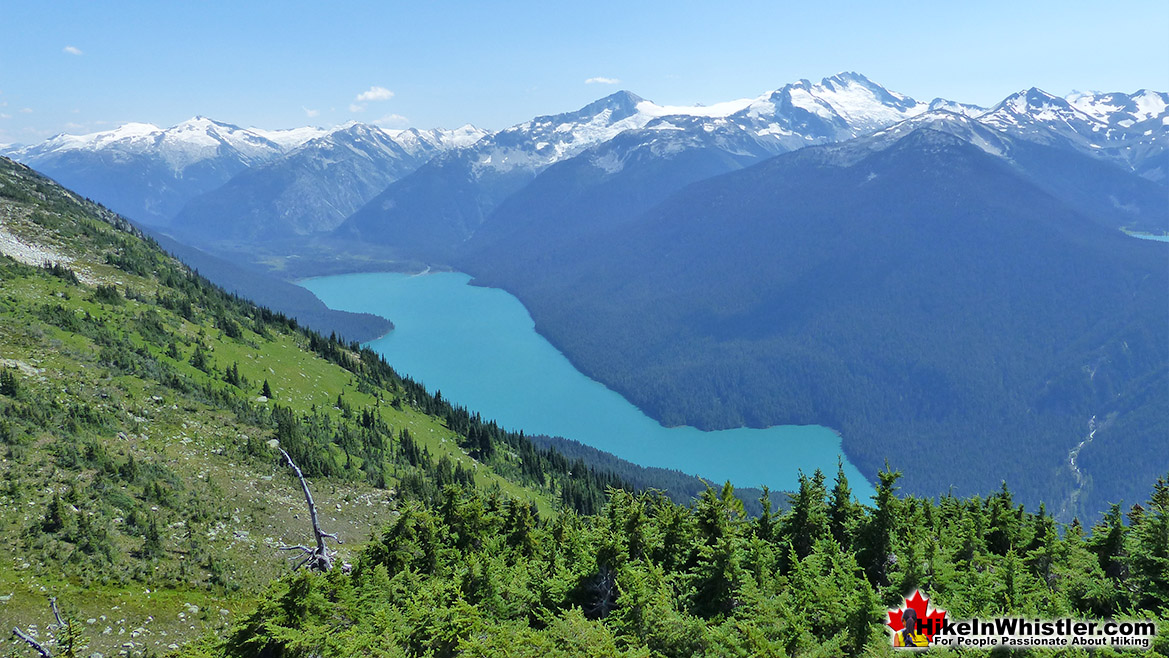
189,469,1169,657
465,131,1169,522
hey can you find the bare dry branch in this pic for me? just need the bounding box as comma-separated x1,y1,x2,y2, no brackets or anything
49,598,64,631
277,544,311,552
277,448,340,572
12,627,52,658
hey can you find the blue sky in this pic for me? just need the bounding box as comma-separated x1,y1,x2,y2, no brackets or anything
2,0,1167,144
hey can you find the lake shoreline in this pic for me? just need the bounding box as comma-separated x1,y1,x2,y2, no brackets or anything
301,270,876,498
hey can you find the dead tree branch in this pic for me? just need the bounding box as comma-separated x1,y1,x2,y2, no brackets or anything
11,596,79,657
11,627,52,658
49,598,64,631
278,448,341,572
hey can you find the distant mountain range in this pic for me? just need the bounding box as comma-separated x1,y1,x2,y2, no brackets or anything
2,117,486,232
5,73,1163,252
4,117,311,225
169,122,487,247
5,73,1166,519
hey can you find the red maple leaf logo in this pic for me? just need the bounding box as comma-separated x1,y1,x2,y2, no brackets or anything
887,590,947,642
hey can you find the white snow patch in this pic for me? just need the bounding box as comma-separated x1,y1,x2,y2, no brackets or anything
249,126,329,149
1132,91,1168,121
635,98,755,118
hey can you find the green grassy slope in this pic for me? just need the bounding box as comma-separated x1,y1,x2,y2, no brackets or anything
0,157,629,656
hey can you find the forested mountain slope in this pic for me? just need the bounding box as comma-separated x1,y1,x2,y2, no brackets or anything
0,157,672,656
466,128,1169,521
192,470,1169,657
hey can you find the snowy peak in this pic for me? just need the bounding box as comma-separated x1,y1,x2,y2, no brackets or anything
158,116,285,168
439,124,492,148
928,98,986,117
22,122,164,156
816,71,923,114
13,117,288,171
728,72,928,149
386,124,490,157
866,110,1015,159
567,91,646,123
11,118,488,177
472,91,664,174
978,87,1116,150
986,88,1089,122
1066,89,1169,129
248,125,330,150
300,123,489,162
300,122,407,159
439,74,950,178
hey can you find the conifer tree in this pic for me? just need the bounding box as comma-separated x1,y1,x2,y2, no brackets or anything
781,469,830,563
1128,475,1169,612
0,367,19,397
859,466,900,586
828,460,858,548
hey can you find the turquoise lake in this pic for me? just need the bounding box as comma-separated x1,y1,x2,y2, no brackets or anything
302,271,875,499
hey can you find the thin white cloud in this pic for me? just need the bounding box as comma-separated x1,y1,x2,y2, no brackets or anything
373,113,409,128
19,108,32,114
355,86,394,102
348,103,365,113
63,45,83,56
303,107,320,118
585,77,621,85
0,114,11,120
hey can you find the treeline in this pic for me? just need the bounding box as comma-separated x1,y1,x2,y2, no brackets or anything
529,433,781,516
198,469,1169,657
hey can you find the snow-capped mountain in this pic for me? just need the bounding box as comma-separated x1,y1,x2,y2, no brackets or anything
1066,89,1169,131
337,90,676,258
979,88,1169,180
927,98,987,117
12,73,1164,265
14,116,293,171
8,118,486,229
7,117,298,225
726,71,929,150
339,73,941,258
171,121,484,244
385,124,489,159
979,88,1116,150
247,125,331,150
456,72,929,177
